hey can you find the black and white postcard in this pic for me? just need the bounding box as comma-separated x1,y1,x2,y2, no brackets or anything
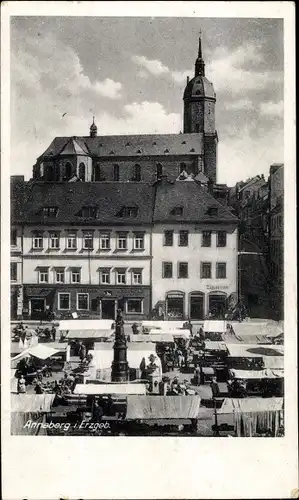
1,2,297,499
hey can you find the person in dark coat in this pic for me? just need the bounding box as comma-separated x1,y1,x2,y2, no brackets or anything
79,343,86,362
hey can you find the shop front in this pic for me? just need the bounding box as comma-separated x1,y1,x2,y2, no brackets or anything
23,286,56,320
208,291,227,319
189,291,205,320
165,291,185,320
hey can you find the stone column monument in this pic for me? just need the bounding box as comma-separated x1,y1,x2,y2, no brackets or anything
111,309,129,382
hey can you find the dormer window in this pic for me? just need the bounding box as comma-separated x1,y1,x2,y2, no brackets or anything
126,142,131,146
42,206,58,217
170,206,183,216
136,149,142,154
164,149,169,154
206,207,218,216
77,206,98,218
190,148,195,152
152,141,157,145
117,206,138,218
109,151,115,155
181,141,186,144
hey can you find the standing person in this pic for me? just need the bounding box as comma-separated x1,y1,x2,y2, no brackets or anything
17,375,26,394
51,325,56,342
34,381,44,394
79,343,86,362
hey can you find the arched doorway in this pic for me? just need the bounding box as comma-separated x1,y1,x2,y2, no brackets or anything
208,291,227,319
165,291,185,319
189,291,205,320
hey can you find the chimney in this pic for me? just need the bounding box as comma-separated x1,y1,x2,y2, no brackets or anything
207,177,214,194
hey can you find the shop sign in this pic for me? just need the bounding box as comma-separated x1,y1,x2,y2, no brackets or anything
206,285,229,291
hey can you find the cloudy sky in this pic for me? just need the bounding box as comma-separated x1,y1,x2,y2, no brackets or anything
10,17,283,185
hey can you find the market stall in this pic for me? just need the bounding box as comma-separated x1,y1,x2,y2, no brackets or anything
217,397,284,437
11,394,55,435
74,383,146,396
228,322,282,344
58,319,114,331
202,320,227,341
141,321,185,333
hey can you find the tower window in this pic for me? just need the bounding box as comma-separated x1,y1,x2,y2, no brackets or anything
180,163,187,173
114,164,120,181
195,90,201,95
156,163,163,179
164,149,169,154
195,124,200,132
132,164,141,181
190,148,195,152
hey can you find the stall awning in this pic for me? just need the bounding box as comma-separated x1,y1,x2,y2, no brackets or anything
149,328,190,339
25,287,54,297
203,320,227,334
11,394,55,413
11,344,61,362
126,396,202,419
58,319,114,331
141,321,185,330
74,383,146,395
89,345,162,372
65,329,113,340
229,322,283,341
218,397,283,414
204,341,228,352
229,368,284,380
130,333,175,343
226,344,284,358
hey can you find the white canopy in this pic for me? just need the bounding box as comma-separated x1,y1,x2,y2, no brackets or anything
149,328,190,338
130,334,175,343
226,344,284,358
74,383,146,395
89,344,162,372
58,319,114,331
229,368,284,379
65,329,113,340
204,341,227,352
218,397,283,414
11,344,61,362
141,321,185,331
203,320,227,333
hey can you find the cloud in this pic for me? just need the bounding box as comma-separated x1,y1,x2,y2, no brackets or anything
223,99,253,111
94,78,122,99
208,43,283,95
132,55,169,76
260,100,284,117
132,54,191,85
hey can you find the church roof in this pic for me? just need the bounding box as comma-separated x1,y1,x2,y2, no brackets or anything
183,75,216,100
154,180,238,223
38,133,203,160
14,182,155,225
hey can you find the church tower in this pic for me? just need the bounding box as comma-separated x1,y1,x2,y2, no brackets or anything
183,36,218,182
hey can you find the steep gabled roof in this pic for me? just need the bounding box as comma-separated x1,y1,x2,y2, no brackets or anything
13,182,155,225
38,133,203,160
154,180,238,223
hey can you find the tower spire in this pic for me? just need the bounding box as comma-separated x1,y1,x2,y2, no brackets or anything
195,32,205,77
89,115,97,137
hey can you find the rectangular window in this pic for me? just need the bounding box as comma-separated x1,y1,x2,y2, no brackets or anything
116,269,126,284
202,231,211,247
201,262,212,279
164,230,173,246
132,269,142,285
43,206,58,217
127,299,143,314
99,268,110,284
39,268,49,283
55,268,65,283
117,232,128,250
11,229,17,246
49,232,60,249
58,293,70,311
83,231,94,250
77,293,89,311
216,262,227,279
32,231,44,249
163,262,173,278
66,231,77,249
178,262,188,278
100,232,111,250
71,268,81,284
179,230,189,247
80,206,98,218
133,232,145,250
10,263,17,281
217,231,227,247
